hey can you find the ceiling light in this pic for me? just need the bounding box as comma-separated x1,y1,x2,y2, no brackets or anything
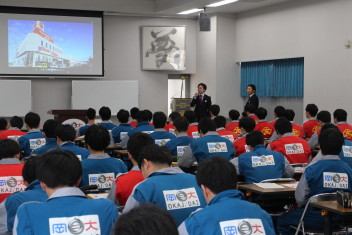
177,8,203,15
206,0,239,7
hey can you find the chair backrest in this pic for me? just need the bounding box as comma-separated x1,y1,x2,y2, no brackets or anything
260,178,296,183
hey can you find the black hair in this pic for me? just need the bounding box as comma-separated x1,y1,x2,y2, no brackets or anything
274,117,292,135
0,139,21,159
117,109,130,124
136,111,149,123
244,103,256,114
152,112,167,129
319,125,344,155
113,204,178,235
138,144,172,169
85,124,110,151
305,104,318,117
130,107,140,119
238,117,256,133
127,133,154,162
55,124,76,142
99,106,112,120
284,109,295,121
213,116,226,129
10,116,23,129
228,109,240,121
169,112,181,121
210,104,220,116
86,108,96,120
196,157,237,194
198,118,216,134
173,116,189,132
38,150,82,188
184,111,197,123
198,83,207,91
317,110,331,124
25,112,40,129
334,109,348,122
274,106,285,118
43,119,59,139
255,107,267,120
0,118,7,131
144,110,153,122
247,84,256,92
22,156,40,185
245,131,264,147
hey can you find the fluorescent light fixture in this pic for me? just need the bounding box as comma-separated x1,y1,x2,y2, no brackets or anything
206,0,239,7
177,8,203,15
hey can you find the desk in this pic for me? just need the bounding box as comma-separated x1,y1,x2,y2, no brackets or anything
311,201,352,235
238,183,296,197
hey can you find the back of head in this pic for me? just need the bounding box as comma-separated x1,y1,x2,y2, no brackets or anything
319,126,344,156
173,116,189,133
184,111,197,123
136,111,149,123
317,110,331,124
130,107,140,119
239,117,256,133
85,124,110,151
196,157,237,194
25,112,40,129
10,116,23,129
305,104,318,117
255,107,267,120
334,109,347,122
0,139,21,160
38,150,82,188
86,108,96,120
198,118,216,134
210,105,220,116
0,118,7,131
99,106,111,120
138,144,172,169
113,204,178,235
127,133,154,162
244,103,256,114
213,116,226,129
228,109,240,121
55,124,76,142
117,109,130,124
169,112,181,121
274,117,292,135
153,112,167,128
144,110,153,122
22,156,40,185
284,109,295,121
245,131,264,148
274,106,285,118
43,119,59,138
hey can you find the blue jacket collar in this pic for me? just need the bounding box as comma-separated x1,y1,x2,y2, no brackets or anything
208,189,244,206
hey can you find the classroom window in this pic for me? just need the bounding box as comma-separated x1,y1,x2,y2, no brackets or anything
240,57,304,98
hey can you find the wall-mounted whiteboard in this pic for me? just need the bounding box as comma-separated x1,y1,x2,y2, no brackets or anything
72,80,139,114
0,80,31,116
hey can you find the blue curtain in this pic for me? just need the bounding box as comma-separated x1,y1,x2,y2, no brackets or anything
240,57,304,97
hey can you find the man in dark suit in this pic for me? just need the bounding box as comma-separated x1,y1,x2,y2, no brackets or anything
190,83,212,122
245,84,259,110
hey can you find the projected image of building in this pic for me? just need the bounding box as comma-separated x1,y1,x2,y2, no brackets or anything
11,21,87,68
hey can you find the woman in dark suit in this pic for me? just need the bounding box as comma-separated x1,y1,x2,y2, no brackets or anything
190,83,212,121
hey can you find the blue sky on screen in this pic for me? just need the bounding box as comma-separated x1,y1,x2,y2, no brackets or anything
8,20,93,62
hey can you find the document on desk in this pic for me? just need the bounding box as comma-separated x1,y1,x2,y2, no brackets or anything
281,182,299,189
254,183,285,189
87,193,109,199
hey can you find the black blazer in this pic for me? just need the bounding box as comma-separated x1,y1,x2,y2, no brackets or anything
190,94,212,121
246,94,259,109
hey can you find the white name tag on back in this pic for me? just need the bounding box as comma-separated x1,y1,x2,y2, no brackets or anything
163,187,200,211
49,214,101,235
29,138,46,149
223,135,235,143
219,218,266,235
177,146,187,157
192,132,200,139
323,172,348,189
285,143,304,155
342,145,352,157
207,142,228,153
155,139,171,146
0,176,26,194
251,155,275,167
88,173,115,189
120,132,128,140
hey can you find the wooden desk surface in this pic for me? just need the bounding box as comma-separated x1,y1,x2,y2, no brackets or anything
238,182,296,196
311,201,352,215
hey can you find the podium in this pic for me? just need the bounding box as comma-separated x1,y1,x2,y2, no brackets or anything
171,98,192,116
48,110,88,124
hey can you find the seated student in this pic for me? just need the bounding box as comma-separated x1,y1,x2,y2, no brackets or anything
78,108,96,136
129,107,140,128
234,117,256,157
150,112,176,146
114,204,178,235
98,106,117,130
164,111,181,134
31,119,59,155
230,131,293,184
334,108,352,141
277,127,352,234
184,111,199,139
214,115,238,143
303,103,320,139
13,150,118,235
0,116,25,140
144,109,154,126
0,156,47,233
179,118,235,169
81,125,127,189
285,109,304,138
0,118,7,136
225,109,241,135
165,116,195,157
124,144,206,226
268,118,311,164
254,107,275,139
55,124,90,160
107,133,153,206
178,157,275,235
308,110,331,150
112,109,134,144
210,104,220,120
0,139,26,203
269,105,285,126
245,103,259,123
18,112,45,158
